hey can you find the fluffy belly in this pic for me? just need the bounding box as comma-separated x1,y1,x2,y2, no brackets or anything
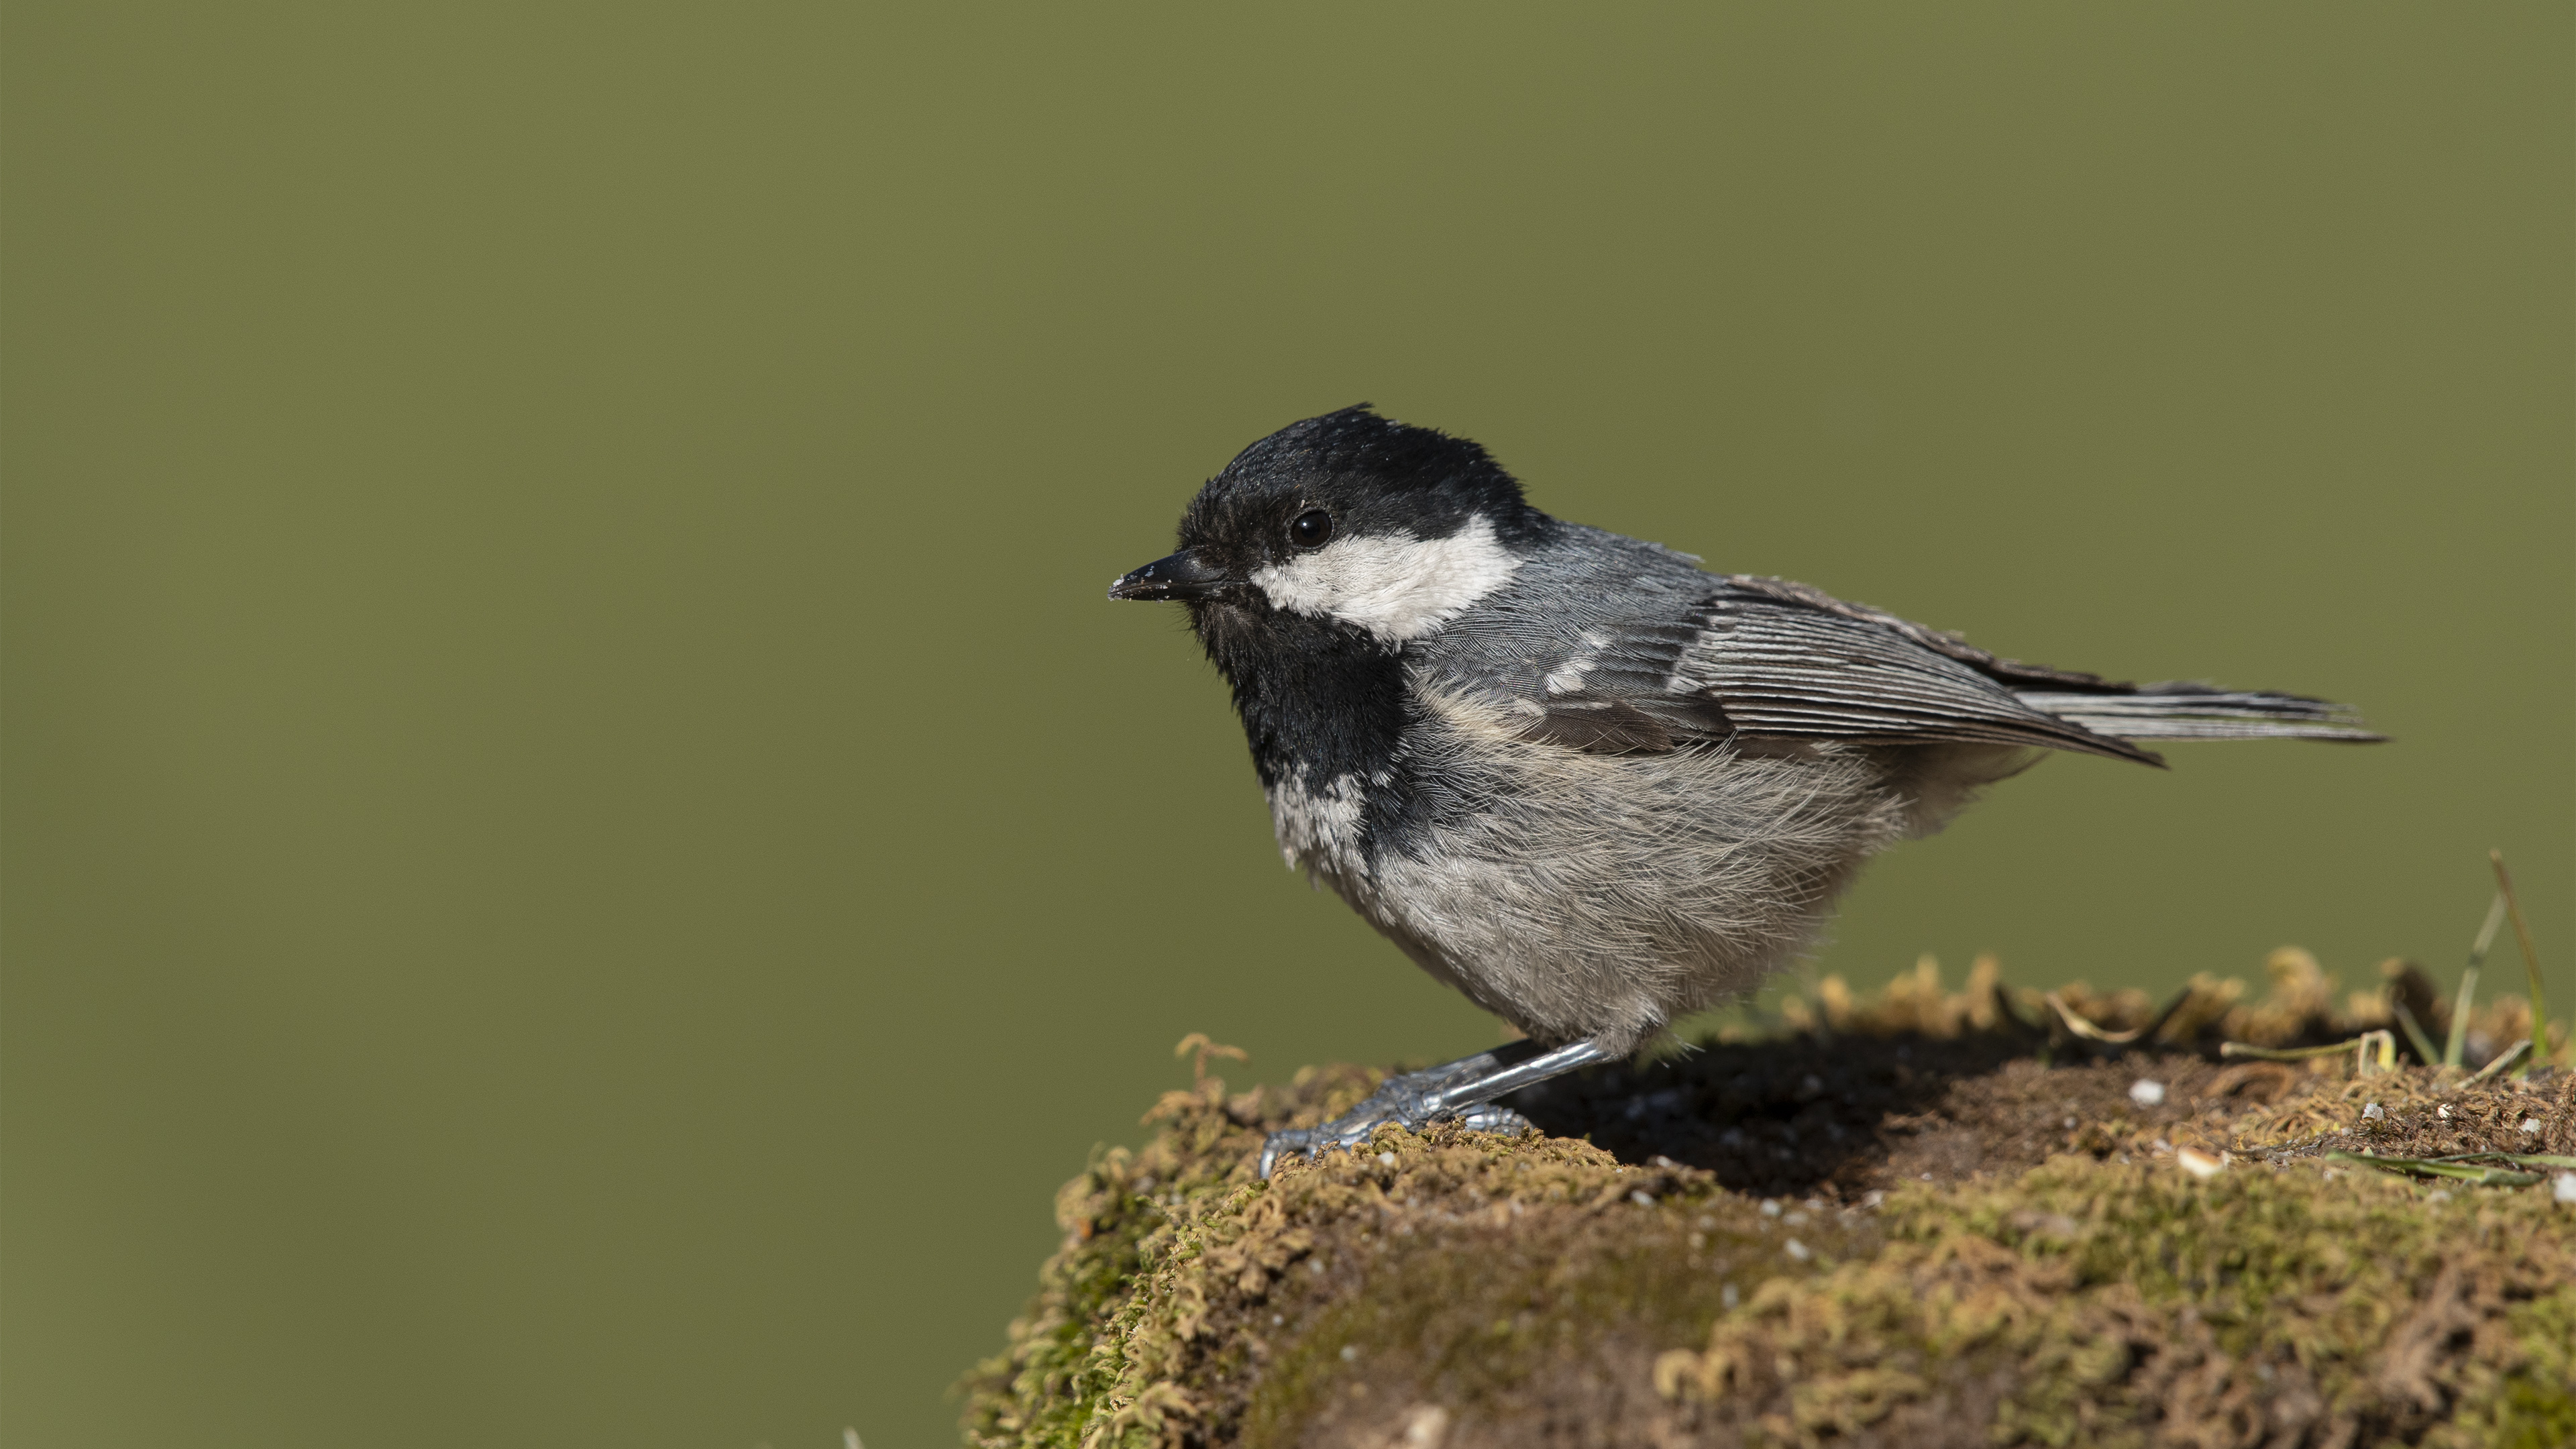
1272,690,1924,1052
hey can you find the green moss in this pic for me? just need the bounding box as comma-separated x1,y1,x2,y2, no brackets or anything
1658,1159,2576,1446
1237,1203,1788,1445
2455,1290,2576,1449
963,980,2573,1447
963,1061,1730,1447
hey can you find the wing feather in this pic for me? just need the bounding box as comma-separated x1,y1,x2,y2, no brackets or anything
1676,582,2160,763
1434,564,2368,763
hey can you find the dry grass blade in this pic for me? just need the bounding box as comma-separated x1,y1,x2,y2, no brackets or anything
2043,984,2193,1045
2489,850,2553,1073
2388,996,2440,1065
2045,989,2140,1042
2365,1028,2396,1073
2323,1150,2546,1187
2432,1151,2576,1169
2442,966,2478,1068
2457,1038,2530,1088
2221,1030,2396,1075
2445,892,2507,1069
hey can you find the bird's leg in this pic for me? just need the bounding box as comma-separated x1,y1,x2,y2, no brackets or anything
1258,1038,1612,1177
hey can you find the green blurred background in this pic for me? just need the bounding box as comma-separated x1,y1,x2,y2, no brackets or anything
5,5,2568,1446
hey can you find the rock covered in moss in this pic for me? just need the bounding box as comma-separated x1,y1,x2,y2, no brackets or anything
963,965,2574,1448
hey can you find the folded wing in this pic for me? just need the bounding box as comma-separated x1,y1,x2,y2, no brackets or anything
1472,572,2377,763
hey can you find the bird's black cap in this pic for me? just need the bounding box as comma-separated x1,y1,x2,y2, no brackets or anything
1178,405,1542,555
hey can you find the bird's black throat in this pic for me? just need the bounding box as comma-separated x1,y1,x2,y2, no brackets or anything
1190,600,1409,796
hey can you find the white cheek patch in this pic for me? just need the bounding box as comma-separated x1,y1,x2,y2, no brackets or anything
1248,515,1520,643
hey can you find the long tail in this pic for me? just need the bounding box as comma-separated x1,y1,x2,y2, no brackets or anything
2015,683,2383,743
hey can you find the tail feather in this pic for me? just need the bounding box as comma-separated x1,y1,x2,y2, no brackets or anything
2015,685,2383,744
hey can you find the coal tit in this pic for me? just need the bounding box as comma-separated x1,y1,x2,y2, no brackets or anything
1109,406,2379,1175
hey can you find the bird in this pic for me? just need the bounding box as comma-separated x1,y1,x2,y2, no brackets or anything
1107,405,2380,1176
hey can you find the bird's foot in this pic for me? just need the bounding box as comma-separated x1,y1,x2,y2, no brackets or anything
1257,1038,1609,1177
1255,1082,1534,1178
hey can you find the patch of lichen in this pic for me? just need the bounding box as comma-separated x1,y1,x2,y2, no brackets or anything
1656,1159,2575,1447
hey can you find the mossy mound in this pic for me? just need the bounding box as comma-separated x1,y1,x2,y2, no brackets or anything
963,959,2575,1448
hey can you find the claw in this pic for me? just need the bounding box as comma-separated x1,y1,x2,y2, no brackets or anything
1454,1102,1534,1136
1255,1039,1607,1177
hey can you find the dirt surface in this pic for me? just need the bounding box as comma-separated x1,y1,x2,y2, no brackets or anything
963,960,2576,1449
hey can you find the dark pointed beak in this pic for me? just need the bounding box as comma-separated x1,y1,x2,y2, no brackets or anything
1108,547,1234,602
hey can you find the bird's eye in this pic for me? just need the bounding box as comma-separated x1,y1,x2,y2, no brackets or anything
1288,509,1335,549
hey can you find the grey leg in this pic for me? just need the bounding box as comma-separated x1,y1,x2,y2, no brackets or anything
1258,1038,1612,1178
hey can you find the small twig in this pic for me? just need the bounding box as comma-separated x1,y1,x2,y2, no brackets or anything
2490,851,2552,1073
2444,893,2505,1069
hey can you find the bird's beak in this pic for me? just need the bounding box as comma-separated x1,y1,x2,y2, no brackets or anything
1108,547,1234,602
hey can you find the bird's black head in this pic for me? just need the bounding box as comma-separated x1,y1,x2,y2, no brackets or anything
1107,405,1547,648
